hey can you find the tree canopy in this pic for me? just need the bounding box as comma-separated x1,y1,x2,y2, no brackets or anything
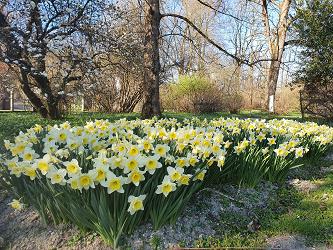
293,0,333,118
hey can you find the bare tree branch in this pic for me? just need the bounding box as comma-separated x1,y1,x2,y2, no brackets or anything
161,13,246,64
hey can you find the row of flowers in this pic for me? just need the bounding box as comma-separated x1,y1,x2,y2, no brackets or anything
1,117,332,247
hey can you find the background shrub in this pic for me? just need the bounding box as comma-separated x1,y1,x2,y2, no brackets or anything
162,74,225,113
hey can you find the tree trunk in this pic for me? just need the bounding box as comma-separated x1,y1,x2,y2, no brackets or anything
19,70,47,117
267,55,281,113
299,90,304,120
33,74,61,119
249,65,254,108
45,99,60,119
1,90,10,110
1,8,61,119
261,0,291,113
234,64,241,93
20,83,48,118
19,70,60,119
10,90,14,111
141,0,161,119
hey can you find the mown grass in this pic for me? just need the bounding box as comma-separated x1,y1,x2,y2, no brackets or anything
194,156,333,248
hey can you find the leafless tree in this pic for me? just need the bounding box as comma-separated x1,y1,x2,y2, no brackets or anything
259,0,292,112
0,0,115,118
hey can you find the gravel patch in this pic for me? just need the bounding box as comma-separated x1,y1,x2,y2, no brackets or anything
324,153,333,162
320,165,333,174
126,182,277,249
0,182,278,249
266,235,313,250
288,178,319,193
0,193,110,250
126,190,222,249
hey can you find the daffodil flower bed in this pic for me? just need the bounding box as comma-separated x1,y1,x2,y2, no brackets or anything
1,117,332,247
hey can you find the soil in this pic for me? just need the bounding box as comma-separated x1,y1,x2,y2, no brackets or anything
0,183,276,250
0,193,110,250
266,235,313,250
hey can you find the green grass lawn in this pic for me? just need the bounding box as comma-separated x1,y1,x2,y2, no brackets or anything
193,156,333,248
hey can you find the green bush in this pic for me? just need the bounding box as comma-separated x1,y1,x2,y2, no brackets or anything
162,74,224,113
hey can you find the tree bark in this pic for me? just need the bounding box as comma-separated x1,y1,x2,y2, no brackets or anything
19,70,48,117
1,7,61,119
9,90,14,111
45,99,60,119
1,90,10,110
262,0,291,113
20,78,60,119
249,65,254,107
141,0,161,119
267,53,282,113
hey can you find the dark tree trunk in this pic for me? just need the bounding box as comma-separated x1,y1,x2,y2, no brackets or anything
20,70,60,119
45,99,60,119
1,90,10,110
141,0,161,119
299,90,305,120
1,8,61,120
20,79,60,119
19,70,47,117
20,84,48,118
32,71,61,119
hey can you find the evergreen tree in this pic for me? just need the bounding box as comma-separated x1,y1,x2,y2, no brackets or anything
293,0,333,119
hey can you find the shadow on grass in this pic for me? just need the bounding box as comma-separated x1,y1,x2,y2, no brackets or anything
194,158,333,248
269,174,333,246
196,148,333,249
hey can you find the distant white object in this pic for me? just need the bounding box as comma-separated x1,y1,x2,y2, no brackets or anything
269,95,274,113
115,77,121,93
81,96,85,112
10,91,14,111
30,1,36,9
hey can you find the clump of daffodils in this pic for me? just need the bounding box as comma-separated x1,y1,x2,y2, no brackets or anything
3,119,213,207
1,117,332,247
